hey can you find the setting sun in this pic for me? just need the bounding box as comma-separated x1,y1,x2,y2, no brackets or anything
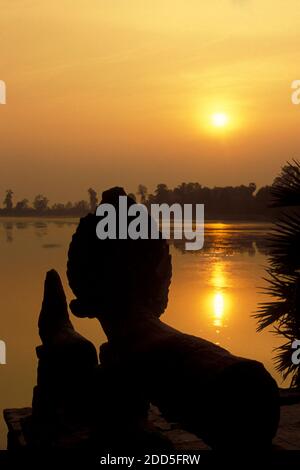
211,112,229,128
197,105,237,136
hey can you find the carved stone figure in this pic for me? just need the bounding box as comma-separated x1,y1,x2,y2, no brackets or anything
65,187,280,450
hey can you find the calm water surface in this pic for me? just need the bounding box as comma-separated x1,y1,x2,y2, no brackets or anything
0,218,285,448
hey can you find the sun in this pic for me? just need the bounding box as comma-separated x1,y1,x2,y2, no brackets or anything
211,112,229,128
196,104,237,135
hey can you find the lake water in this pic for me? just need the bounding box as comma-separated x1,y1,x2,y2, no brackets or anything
0,218,285,448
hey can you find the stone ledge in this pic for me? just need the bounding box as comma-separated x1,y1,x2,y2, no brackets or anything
4,400,300,451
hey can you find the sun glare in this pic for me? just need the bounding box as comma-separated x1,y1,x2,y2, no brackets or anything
213,292,224,318
196,102,238,136
211,112,229,128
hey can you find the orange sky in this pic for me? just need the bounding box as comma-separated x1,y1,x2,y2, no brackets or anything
0,0,300,203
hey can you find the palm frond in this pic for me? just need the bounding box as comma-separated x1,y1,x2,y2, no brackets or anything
254,159,300,387
271,160,300,207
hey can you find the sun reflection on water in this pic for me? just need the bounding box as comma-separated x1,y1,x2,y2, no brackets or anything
209,261,230,331
213,292,224,327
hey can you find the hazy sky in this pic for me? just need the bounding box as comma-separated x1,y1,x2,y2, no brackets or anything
1,0,300,203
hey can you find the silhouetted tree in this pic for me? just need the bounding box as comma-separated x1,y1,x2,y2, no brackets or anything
88,188,98,212
128,193,137,202
65,202,73,210
15,199,29,211
33,194,49,212
153,184,170,204
137,184,148,204
249,182,257,194
3,189,13,210
272,163,300,207
255,186,272,211
74,200,89,213
173,182,202,204
51,203,65,212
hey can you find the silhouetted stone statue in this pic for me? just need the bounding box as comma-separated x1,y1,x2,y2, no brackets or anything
31,270,98,448
64,187,280,450
31,268,170,450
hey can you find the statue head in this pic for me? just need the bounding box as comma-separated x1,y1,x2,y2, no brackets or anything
67,187,172,331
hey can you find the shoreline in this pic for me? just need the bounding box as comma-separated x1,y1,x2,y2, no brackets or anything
0,214,273,223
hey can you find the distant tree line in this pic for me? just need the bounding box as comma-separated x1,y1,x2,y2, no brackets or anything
143,182,275,220
0,188,98,217
0,174,289,220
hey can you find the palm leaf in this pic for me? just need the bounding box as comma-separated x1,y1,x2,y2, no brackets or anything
255,159,300,386
271,160,300,207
